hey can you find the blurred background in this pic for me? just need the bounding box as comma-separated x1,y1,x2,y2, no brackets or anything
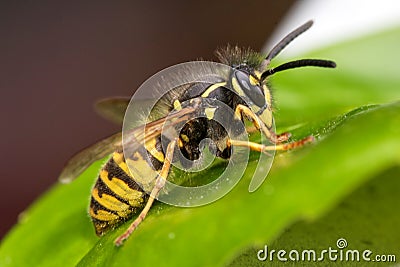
0,1,294,238
2,0,400,239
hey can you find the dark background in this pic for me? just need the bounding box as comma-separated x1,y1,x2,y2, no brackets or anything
0,1,294,238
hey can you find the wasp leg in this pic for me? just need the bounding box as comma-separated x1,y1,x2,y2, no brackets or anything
227,136,314,153
274,132,291,143
235,104,279,141
246,126,291,143
114,140,177,246
235,104,268,134
235,104,297,144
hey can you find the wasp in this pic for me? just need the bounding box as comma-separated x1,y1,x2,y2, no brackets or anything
59,20,336,246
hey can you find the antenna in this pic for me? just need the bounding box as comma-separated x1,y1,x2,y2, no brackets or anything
263,20,314,67
261,59,336,81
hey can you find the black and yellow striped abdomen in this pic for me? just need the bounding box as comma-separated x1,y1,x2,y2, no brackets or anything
89,151,150,236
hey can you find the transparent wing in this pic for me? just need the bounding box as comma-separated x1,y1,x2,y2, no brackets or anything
58,132,122,183
94,82,200,125
59,102,199,183
94,96,181,125
94,97,130,125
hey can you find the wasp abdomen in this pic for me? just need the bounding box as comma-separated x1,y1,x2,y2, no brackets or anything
89,152,149,236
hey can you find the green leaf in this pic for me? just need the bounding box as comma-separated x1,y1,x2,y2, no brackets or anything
79,102,400,267
228,166,400,266
271,27,400,128
1,28,400,266
0,161,103,266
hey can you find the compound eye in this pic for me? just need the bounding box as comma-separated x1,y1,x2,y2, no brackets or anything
234,70,266,107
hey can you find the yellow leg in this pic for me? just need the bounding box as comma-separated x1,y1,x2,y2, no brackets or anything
235,104,283,143
114,140,176,246
235,104,269,135
235,104,297,144
227,136,314,153
246,126,291,144
274,132,291,143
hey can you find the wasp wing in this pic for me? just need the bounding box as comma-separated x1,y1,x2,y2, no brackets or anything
59,102,199,183
122,104,198,153
95,97,174,125
58,132,122,183
94,83,199,125
94,97,130,125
